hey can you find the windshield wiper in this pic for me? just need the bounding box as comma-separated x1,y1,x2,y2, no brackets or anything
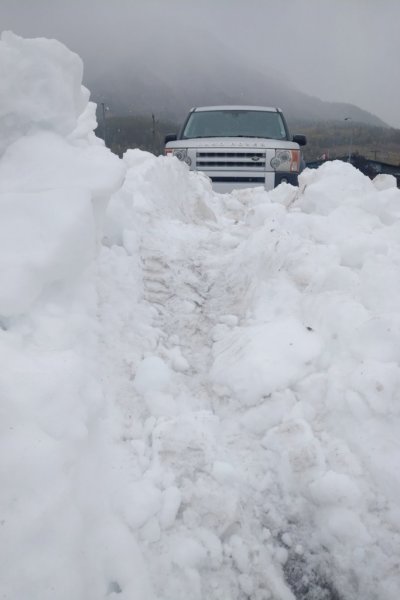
185,135,243,139
184,135,284,140
184,135,218,139
234,135,283,139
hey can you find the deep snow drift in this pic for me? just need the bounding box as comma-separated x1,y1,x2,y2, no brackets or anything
1,31,400,600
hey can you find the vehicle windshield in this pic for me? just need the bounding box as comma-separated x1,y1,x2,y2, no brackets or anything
181,110,288,140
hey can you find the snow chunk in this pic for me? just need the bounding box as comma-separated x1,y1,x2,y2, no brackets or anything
373,173,397,190
160,487,182,529
211,318,322,405
298,161,374,215
134,356,173,394
308,471,361,507
0,189,94,316
0,132,123,197
0,32,88,154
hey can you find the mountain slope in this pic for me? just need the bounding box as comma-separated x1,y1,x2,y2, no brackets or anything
84,29,386,127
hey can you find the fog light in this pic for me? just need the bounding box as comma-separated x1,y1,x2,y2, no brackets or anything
174,149,187,161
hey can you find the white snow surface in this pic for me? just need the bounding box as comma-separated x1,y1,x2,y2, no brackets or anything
1,32,400,600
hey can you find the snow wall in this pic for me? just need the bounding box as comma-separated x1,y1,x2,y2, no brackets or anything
0,31,144,600
2,30,400,600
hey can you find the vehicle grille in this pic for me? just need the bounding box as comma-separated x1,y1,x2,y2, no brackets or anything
211,176,265,184
196,151,266,169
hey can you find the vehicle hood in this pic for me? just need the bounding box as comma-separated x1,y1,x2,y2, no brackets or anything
166,137,299,150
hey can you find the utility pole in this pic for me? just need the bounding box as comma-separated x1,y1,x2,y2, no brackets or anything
101,102,107,146
344,117,353,163
152,114,156,155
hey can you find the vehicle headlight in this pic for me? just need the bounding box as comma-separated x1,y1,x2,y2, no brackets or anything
165,147,192,166
270,149,300,172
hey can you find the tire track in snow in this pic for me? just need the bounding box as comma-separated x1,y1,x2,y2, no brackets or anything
122,211,305,600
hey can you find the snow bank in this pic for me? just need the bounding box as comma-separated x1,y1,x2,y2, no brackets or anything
209,161,400,599
0,32,133,600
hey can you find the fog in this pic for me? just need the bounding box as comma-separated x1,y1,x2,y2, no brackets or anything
1,0,399,127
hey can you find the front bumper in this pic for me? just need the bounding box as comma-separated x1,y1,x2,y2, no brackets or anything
208,171,298,193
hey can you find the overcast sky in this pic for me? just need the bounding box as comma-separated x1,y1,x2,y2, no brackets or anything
1,0,399,127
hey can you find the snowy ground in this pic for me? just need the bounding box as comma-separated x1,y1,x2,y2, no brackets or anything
1,32,400,600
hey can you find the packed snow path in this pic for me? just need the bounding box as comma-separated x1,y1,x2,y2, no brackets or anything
2,32,400,600
99,157,307,600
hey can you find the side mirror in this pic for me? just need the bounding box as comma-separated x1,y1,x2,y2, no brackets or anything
165,133,177,144
293,134,307,146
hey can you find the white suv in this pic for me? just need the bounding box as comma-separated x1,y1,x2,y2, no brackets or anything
165,105,306,193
